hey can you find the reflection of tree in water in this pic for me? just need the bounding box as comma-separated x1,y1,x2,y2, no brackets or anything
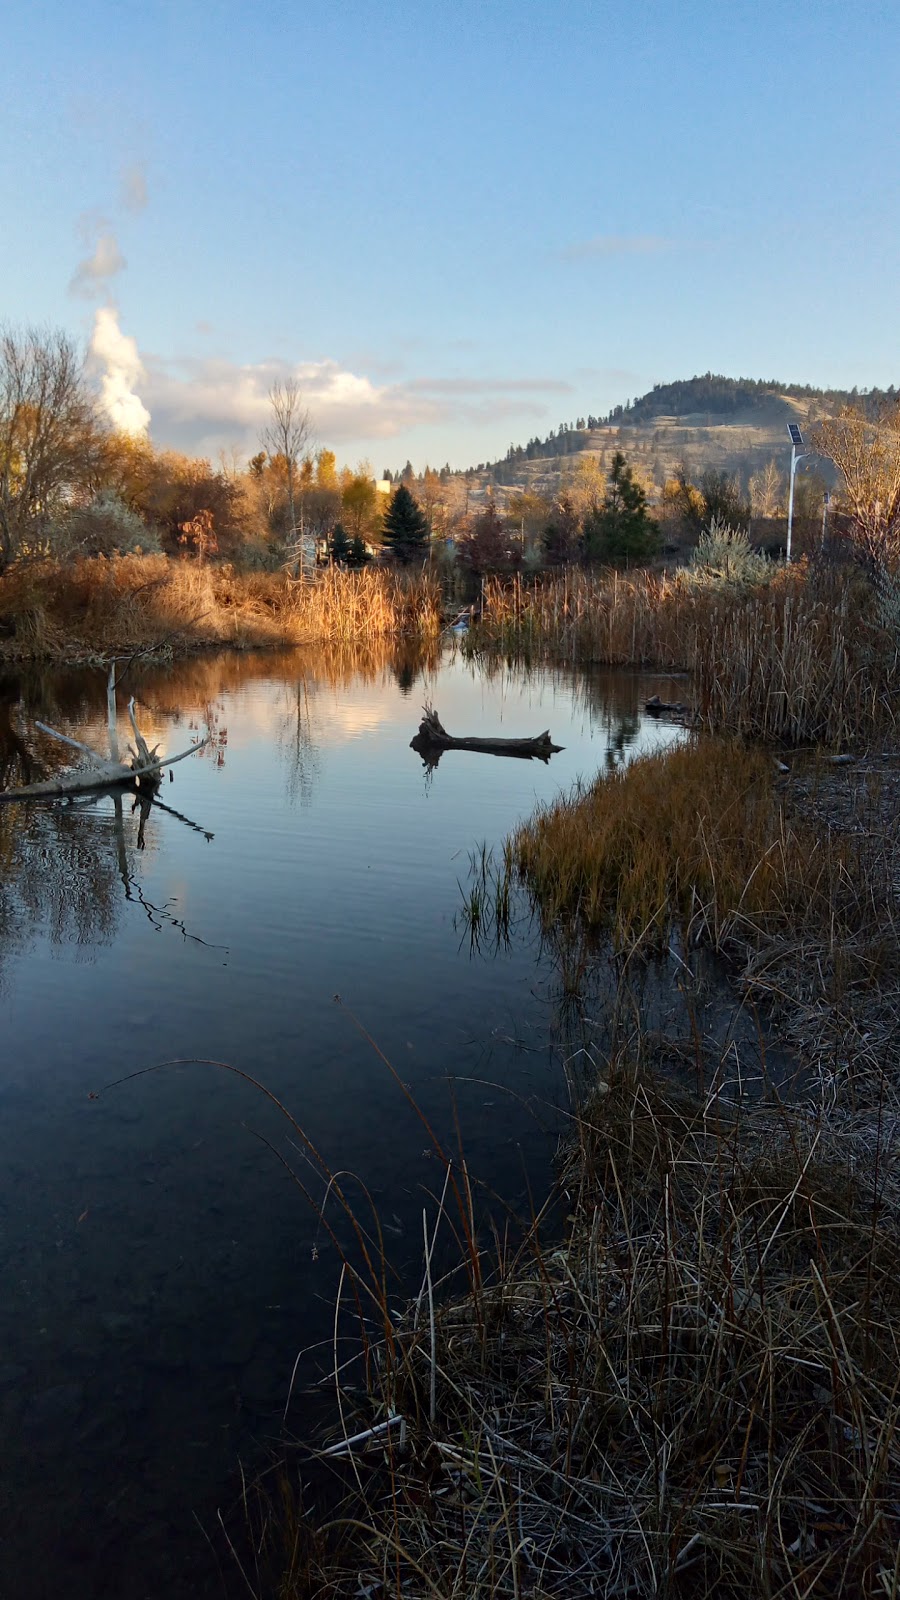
391,638,433,697
0,801,125,983
457,651,649,768
280,678,322,808
0,674,219,986
602,706,642,770
274,637,440,806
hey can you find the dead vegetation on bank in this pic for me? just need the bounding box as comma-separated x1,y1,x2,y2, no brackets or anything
472,565,898,747
465,738,900,1094
253,1049,900,1600
0,556,443,659
244,738,900,1600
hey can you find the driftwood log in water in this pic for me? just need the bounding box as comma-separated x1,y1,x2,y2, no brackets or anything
0,666,209,802
412,705,563,764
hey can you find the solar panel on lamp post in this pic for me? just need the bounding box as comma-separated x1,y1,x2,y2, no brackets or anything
786,423,808,562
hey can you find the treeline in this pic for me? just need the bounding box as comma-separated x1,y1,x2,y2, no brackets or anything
607,372,900,425
0,325,448,577
3,326,894,590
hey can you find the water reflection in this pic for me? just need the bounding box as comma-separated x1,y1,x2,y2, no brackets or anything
0,798,123,978
0,682,220,989
0,640,691,1600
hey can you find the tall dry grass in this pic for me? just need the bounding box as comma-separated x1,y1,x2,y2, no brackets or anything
0,556,443,658
473,566,898,746
240,1037,900,1600
464,739,869,966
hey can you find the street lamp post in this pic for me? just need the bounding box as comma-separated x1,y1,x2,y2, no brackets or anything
786,423,808,563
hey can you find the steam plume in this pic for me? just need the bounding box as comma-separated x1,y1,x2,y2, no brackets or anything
69,231,126,298
90,307,151,435
121,163,148,214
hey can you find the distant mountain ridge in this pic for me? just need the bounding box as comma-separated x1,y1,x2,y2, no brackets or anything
605,373,896,427
462,373,898,498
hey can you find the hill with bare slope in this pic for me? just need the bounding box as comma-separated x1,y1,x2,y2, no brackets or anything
461,374,897,504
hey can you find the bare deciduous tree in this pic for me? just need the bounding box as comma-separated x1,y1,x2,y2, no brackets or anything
261,377,313,573
812,403,900,567
749,458,784,521
0,325,102,572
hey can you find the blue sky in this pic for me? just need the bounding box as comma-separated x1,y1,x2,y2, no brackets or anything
2,0,898,469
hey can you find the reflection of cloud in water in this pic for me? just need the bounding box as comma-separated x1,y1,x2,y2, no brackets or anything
315,700,394,741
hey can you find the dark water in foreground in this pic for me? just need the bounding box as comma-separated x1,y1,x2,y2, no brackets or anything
0,642,693,1597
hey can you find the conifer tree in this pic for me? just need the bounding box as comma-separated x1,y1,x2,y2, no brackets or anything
347,533,371,568
582,452,659,567
329,522,351,564
382,484,429,565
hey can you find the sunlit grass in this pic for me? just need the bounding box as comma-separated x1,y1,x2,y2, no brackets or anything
0,555,444,657
471,565,898,746
464,738,863,963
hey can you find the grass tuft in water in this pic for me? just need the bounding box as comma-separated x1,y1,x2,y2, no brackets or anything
464,737,867,969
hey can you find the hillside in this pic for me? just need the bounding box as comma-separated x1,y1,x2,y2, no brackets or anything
463,374,897,503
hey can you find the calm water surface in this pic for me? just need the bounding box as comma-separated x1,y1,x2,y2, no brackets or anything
0,642,686,1598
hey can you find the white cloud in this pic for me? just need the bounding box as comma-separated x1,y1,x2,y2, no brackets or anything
89,307,151,435
140,352,565,456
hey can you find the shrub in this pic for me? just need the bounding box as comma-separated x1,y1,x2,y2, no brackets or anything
683,517,770,588
62,491,160,557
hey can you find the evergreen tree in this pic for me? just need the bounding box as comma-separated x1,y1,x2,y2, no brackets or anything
582,452,659,567
382,484,429,565
347,533,372,568
329,522,351,564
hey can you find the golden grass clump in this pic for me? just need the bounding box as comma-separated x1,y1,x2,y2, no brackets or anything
0,556,444,658
473,738,857,960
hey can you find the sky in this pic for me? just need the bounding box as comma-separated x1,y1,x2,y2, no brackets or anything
1,0,898,472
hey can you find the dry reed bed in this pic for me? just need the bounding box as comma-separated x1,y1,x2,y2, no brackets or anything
467,740,900,1107
474,568,898,747
267,1059,900,1600
0,556,443,658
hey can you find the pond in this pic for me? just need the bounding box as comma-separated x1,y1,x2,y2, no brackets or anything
0,641,690,1598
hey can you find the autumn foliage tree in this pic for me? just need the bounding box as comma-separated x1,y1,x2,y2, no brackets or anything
0,325,105,572
137,452,249,560
458,500,520,574
177,507,218,562
812,402,900,568
340,472,379,541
